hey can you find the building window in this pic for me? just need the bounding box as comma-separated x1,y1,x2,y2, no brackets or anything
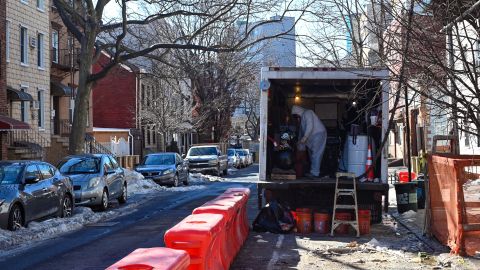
37,33,44,68
152,129,156,144
20,87,29,123
6,21,10,62
37,90,45,128
52,30,59,63
36,0,44,10
20,27,28,65
141,84,145,105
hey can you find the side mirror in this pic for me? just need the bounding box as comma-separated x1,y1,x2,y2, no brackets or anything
24,175,40,184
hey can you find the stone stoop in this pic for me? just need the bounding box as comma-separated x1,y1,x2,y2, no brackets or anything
7,147,43,160
46,135,70,164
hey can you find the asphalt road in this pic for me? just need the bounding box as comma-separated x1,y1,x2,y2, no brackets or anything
0,165,259,270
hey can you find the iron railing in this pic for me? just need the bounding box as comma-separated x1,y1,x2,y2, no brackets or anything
6,129,50,160
85,133,116,157
60,119,72,136
51,48,80,69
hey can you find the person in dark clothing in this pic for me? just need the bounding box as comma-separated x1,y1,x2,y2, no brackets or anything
166,138,180,154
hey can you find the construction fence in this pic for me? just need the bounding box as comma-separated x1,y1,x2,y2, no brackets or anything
428,154,480,256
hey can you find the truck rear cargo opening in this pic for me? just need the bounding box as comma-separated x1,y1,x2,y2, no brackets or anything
258,67,391,222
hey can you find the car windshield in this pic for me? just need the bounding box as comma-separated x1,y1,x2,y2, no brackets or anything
238,151,246,156
189,147,217,156
143,155,175,165
227,150,235,156
0,163,23,184
58,157,101,174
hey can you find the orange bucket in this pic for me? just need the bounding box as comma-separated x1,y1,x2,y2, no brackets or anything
398,171,417,183
296,211,312,234
313,212,330,234
358,210,371,235
334,212,351,235
296,208,312,213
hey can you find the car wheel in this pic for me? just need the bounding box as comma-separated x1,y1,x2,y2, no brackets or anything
60,195,73,218
99,189,109,211
183,175,189,186
173,174,179,187
8,204,24,231
118,183,127,204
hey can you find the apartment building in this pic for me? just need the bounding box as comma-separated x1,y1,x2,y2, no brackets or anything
4,0,51,159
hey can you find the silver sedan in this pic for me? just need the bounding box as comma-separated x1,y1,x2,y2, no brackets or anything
57,154,127,211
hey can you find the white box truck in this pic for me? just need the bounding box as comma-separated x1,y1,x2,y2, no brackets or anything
258,67,391,223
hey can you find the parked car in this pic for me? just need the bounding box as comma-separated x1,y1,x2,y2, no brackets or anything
243,149,253,165
227,149,241,168
185,145,228,176
0,161,74,231
236,149,248,168
57,154,126,211
135,152,188,187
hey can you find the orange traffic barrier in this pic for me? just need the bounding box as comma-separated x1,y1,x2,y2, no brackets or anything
219,191,250,235
193,203,236,269
313,212,330,234
164,213,224,270
358,210,371,235
215,193,248,243
209,196,245,252
105,247,190,270
296,211,312,234
225,187,251,197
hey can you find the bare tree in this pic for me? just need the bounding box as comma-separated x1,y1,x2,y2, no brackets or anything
53,0,312,154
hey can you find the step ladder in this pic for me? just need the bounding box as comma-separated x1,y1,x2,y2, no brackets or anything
331,172,360,237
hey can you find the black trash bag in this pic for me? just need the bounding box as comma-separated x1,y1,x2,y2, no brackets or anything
253,200,295,234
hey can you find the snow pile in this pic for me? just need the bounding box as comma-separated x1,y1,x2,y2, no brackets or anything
401,210,417,219
124,169,208,195
463,179,480,202
189,173,223,183
0,207,122,252
388,184,397,206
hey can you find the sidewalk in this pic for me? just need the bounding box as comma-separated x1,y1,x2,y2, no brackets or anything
231,184,480,270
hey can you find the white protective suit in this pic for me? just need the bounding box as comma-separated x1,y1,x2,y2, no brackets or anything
291,105,327,177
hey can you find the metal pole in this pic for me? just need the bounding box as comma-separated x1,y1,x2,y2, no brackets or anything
404,84,412,181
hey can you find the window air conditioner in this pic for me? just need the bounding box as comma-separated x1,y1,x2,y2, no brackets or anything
30,37,37,48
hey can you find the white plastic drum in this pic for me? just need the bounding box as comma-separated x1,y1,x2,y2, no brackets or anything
346,135,368,177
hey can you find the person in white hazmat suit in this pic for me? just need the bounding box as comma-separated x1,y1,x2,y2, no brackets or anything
291,105,327,177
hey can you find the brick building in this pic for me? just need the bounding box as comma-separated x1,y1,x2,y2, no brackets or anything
3,0,52,160
385,12,446,160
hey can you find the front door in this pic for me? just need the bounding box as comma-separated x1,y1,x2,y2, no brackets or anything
53,96,60,135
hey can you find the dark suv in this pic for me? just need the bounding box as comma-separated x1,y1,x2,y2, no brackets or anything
0,161,74,230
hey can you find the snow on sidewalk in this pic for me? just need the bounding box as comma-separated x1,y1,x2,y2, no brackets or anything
0,169,210,254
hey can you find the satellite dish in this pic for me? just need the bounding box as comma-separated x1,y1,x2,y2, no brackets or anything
259,80,271,91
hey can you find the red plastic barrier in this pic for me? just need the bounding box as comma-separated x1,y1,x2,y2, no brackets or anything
217,191,249,239
192,203,236,269
215,194,248,243
105,247,190,270
164,214,224,270
225,187,251,197
206,197,244,253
